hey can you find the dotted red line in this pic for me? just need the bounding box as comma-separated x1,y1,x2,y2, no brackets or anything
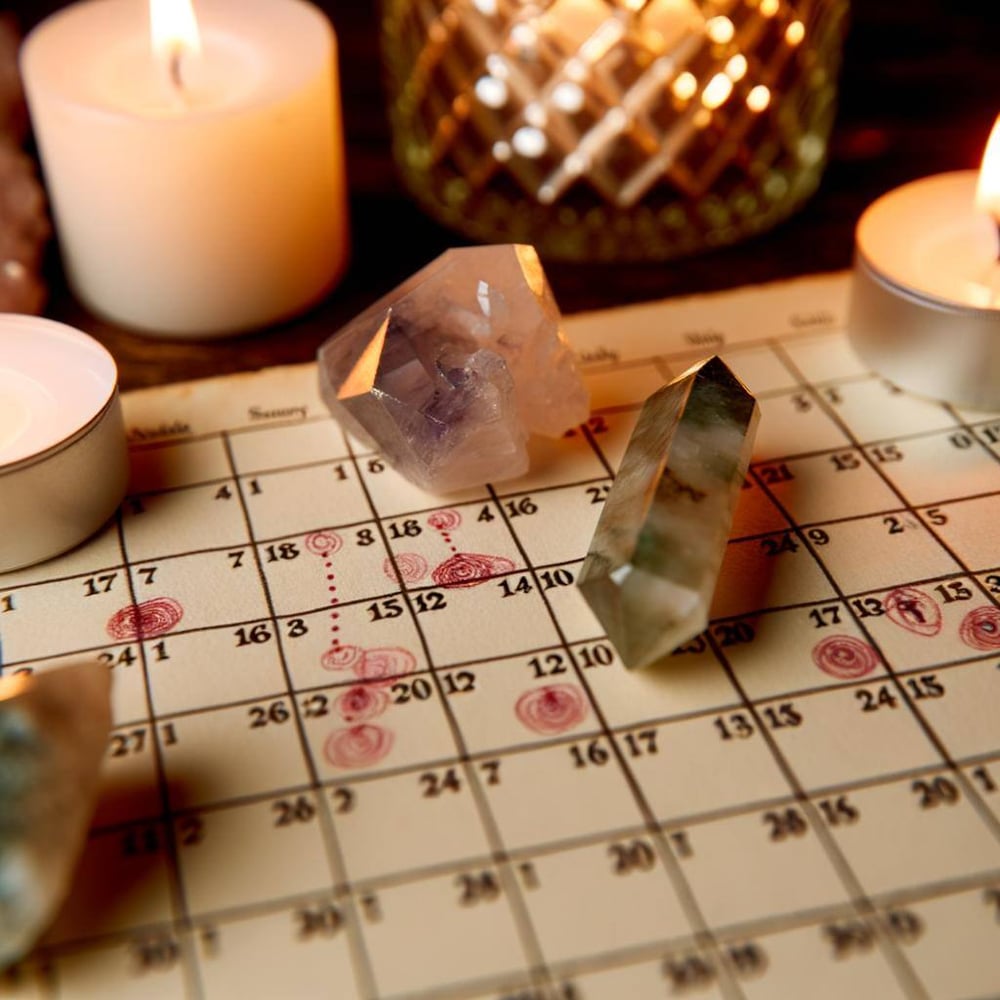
325,560,340,646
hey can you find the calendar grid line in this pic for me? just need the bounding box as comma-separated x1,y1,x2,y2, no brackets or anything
4,550,996,666
728,357,956,999
579,421,615,479
6,278,1000,995
12,641,997,810
220,431,381,1000
114,514,204,1000
731,497,1000,537
32,847,1000,980
341,434,559,995
485,473,748,1000
31,860,1000,1000
709,636,932,999
125,406,1000,481
120,469,608,533
576,325,843,378
9,593,997,727
750,456,1000,852
768,342,1000,849
86,723,1000,850
701,580,1000,627
941,402,1000,470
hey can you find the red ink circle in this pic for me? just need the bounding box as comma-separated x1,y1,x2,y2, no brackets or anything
305,530,343,557
323,724,394,769
355,647,417,684
334,685,389,723
428,509,462,531
321,644,364,672
812,635,880,680
383,553,429,584
515,684,588,734
106,597,184,641
884,587,942,637
432,552,516,588
959,606,1000,651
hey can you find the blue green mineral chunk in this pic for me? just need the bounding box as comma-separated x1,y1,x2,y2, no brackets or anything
0,661,110,967
577,356,759,669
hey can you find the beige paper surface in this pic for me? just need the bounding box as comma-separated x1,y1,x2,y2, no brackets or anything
2,273,998,998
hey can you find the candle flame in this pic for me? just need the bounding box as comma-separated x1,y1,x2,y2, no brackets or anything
150,0,202,66
974,113,1000,222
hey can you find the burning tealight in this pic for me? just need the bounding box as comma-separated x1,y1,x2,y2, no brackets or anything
20,0,348,337
848,115,1000,410
0,315,127,573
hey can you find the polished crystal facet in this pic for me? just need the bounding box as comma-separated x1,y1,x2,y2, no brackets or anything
577,357,759,669
0,661,111,965
318,244,589,493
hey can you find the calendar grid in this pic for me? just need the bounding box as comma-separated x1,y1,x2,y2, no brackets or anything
79,688,1000,852
539,411,752,994
484,481,746,1000
341,432,559,998
4,556,998,679
766,343,1000,847
220,430,381,1000
21,852,1000,984
593,354,928,996
113,514,204,1000
3,276,1000,997
709,640,930,999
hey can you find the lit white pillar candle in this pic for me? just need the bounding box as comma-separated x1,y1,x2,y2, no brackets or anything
0,315,127,572
21,0,348,338
849,115,1000,410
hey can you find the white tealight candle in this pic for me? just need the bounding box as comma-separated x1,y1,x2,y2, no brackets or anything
21,0,348,338
0,315,127,572
848,115,1000,410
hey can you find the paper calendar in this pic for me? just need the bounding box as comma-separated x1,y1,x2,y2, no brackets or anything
1,273,998,999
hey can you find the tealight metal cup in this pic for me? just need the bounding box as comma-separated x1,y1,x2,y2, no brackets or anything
0,315,128,573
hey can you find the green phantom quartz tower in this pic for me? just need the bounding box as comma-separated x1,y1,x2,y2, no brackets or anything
577,356,759,669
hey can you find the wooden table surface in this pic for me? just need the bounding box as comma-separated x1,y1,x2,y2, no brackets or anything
8,0,1000,392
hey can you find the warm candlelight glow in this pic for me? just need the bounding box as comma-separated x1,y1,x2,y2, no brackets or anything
150,0,202,85
671,71,697,101
701,72,732,109
0,673,32,702
705,16,734,44
746,84,771,112
784,20,805,46
974,114,1000,222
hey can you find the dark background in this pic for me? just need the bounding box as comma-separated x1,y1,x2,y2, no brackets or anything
5,0,1000,390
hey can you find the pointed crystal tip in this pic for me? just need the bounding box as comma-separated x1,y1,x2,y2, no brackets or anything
577,356,759,669
317,245,590,493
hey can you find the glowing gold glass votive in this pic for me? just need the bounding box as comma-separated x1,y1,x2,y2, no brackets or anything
381,0,848,260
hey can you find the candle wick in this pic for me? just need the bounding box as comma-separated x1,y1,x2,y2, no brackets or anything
168,46,184,93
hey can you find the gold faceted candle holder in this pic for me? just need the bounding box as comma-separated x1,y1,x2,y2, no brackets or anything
381,0,848,260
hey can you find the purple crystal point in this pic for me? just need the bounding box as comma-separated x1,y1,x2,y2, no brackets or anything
318,245,589,493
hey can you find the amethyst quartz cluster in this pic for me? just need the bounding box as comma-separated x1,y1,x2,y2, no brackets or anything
318,244,589,493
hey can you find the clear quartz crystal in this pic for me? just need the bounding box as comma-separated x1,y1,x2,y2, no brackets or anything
577,356,759,668
318,244,589,493
0,661,111,965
